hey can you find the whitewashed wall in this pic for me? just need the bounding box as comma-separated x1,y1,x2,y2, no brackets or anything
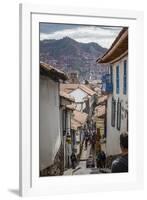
70,88,87,103
69,88,87,112
39,76,61,171
106,55,128,156
69,88,93,112
75,130,81,155
66,111,72,163
65,111,72,167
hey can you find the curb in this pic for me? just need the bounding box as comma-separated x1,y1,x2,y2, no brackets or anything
72,167,81,174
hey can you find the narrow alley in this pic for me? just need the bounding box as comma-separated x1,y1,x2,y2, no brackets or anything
64,139,110,176
39,27,129,177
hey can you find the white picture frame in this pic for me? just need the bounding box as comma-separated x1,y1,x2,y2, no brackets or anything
19,3,144,197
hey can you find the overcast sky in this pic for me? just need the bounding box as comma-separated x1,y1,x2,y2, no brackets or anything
40,23,122,48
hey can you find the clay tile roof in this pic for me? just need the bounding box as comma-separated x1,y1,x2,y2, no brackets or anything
60,84,79,93
66,104,76,110
73,110,88,125
97,27,128,63
40,62,68,81
60,84,96,96
98,95,108,104
79,85,96,96
60,91,75,102
95,105,106,117
71,118,81,130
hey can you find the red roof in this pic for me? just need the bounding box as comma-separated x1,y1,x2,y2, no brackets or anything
60,84,96,96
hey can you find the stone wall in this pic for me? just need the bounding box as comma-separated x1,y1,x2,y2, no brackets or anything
40,142,64,176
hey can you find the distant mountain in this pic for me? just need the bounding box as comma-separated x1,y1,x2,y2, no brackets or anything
40,37,108,81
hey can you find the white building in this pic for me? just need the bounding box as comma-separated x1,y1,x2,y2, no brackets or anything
71,110,88,157
60,84,96,116
97,28,128,156
40,62,68,176
59,91,75,169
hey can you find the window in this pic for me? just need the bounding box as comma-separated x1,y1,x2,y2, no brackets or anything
111,97,116,127
126,111,128,132
110,65,113,90
62,110,67,135
110,65,113,84
117,98,121,130
116,65,119,94
123,60,127,94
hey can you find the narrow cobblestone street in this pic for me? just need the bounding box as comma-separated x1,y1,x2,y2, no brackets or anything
64,141,109,176
64,141,92,175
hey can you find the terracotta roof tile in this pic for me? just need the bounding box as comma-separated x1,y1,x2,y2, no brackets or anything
60,84,96,96
95,105,106,117
71,118,81,130
66,104,76,110
98,95,108,104
73,110,88,125
60,91,75,102
79,85,96,96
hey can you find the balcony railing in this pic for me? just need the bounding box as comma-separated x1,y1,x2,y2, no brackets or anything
101,74,113,93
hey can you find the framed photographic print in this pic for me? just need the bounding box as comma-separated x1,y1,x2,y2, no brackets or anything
19,3,144,196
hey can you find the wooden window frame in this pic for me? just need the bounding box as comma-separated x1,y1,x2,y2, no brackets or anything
111,97,116,127
117,98,121,130
123,60,127,95
116,65,120,94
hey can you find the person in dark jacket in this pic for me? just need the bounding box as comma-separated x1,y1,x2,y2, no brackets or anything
96,150,102,169
111,132,128,173
101,151,106,168
70,152,77,169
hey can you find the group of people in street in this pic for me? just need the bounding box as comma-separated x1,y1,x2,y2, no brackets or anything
70,130,128,173
84,129,96,150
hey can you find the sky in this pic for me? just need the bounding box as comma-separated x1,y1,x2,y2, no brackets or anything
40,23,122,49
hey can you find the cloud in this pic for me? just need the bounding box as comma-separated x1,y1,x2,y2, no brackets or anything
40,24,122,48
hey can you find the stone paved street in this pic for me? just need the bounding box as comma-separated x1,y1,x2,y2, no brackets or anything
64,141,111,176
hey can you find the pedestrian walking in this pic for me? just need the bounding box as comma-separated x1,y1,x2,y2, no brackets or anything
96,150,102,169
100,151,106,168
85,135,89,149
70,152,77,169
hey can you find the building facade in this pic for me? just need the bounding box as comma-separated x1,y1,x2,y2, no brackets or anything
39,63,67,176
60,84,96,117
97,28,128,156
59,91,75,169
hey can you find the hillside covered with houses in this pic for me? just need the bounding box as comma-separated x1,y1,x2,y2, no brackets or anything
40,37,109,82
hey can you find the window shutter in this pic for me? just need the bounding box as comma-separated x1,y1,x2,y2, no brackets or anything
123,60,127,94
117,98,121,130
111,97,116,127
110,65,113,84
62,110,67,135
116,65,119,94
